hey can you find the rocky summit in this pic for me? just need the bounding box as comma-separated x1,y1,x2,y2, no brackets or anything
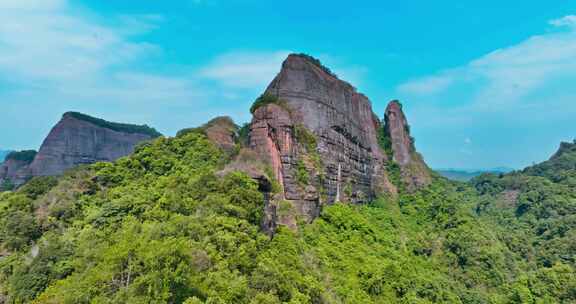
384,100,431,191
0,150,37,189
245,54,430,230
0,112,161,188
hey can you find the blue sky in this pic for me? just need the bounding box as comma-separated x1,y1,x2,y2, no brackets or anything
1,0,575,170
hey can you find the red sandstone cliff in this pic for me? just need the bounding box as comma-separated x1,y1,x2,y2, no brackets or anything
5,112,160,186
384,100,431,190
248,54,398,227
0,151,36,189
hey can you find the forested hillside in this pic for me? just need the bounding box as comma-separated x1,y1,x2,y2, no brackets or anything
0,132,574,303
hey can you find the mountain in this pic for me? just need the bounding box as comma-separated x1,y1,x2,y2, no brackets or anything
384,100,431,189
0,54,573,303
0,150,37,190
240,54,430,231
471,141,576,292
27,112,161,178
437,167,514,181
521,140,576,186
0,112,161,188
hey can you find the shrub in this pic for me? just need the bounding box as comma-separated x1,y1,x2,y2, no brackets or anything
18,176,59,199
249,93,289,114
5,150,37,163
294,124,317,153
0,211,41,251
296,160,309,186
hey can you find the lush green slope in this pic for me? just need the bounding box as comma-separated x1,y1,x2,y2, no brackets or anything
0,134,574,303
471,141,576,303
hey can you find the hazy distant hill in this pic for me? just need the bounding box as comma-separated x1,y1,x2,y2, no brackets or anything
437,167,514,181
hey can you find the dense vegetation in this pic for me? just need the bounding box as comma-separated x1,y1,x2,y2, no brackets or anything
5,150,37,163
66,112,162,138
0,133,574,303
249,94,291,114
522,140,576,187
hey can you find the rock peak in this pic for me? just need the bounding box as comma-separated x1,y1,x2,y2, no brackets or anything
0,150,37,190
60,111,162,138
246,54,396,232
2,112,160,188
387,99,402,109
384,100,431,190
551,140,576,160
281,53,346,85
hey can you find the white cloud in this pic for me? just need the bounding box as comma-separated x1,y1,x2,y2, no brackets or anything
0,0,64,10
200,51,291,89
397,15,576,109
549,15,576,28
395,15,576,169
0,1,201,104
398,75,453,95
0,6,155,83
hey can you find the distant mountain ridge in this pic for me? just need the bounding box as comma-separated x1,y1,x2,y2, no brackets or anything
436,167,514,181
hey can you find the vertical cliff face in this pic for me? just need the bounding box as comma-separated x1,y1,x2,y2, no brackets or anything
384,100,431,190
26,112,160,179
248,54,397,226
0,151,37,189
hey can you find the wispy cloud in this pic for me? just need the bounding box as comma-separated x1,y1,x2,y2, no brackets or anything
0,0,65,10
200,51,291,89
549,15,576,28
0,0,210,149
398,15,576,110
398,75,453,95
0,0,195,102
0,0,367,148
396,15,576,169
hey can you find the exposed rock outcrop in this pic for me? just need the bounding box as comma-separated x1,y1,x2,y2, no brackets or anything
19,112,160,184
0,151,37,189
203,117,238,153
550,140,576,160
247,54,397,228
178,117,238,154
384,100,431,191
